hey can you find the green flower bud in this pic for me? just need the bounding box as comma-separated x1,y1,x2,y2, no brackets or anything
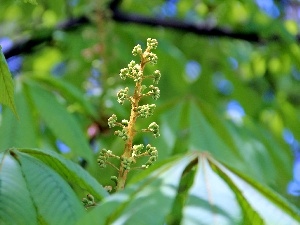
87,194,94,202
138,104,156,118
114,129,128,141
111,176,118,185
148,85,160,100
82,198,88,204
108,114,118,128
117,87,129,105
148,122,160,137
119,68,129,80
153,70,161,84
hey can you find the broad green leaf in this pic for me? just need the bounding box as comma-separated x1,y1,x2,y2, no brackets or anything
188,100,243,169
26,81,93,163
14,150,86,225
0,81,38,151
0,152,37,225
182,155,245,225
0,149,85,225
77,155,194,225
78,152,300,224
0,46,18,117
211,157,300,224
152,99,186,158
182,154,263,225
18,148,108,200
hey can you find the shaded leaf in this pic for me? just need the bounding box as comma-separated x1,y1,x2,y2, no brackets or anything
0,46,18,117
0,81,38,150
26,80,93,163
32,75,98,119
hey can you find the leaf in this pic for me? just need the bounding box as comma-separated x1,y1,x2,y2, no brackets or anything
188,100,243,169
1,148,107,225
26,80,93,163
77,155,195,225
0,152,38,225
0,149,88,224
32,75,98,119
18,148,108,200
0,46,18,117
0,82,38,151
24,0,37,4
77,152,300,224
15,150,86,225
212,158,300,224
182,154,263,225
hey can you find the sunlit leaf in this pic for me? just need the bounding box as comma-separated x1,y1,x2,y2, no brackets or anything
77,152,300,225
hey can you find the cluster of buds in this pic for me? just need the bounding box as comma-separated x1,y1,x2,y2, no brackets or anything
107,114,129,140
97,148,119,168
120,156,134,170
98,38,161,190
137,104,156,118
119,60,143,82
148,122,160,138
82,194,96,208
117,87,129,105
114,129,128,141
131,144,144,157
146,85,160,100
97,148,110,168
142,144,158,168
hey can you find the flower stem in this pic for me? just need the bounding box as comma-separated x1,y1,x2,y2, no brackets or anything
116,61,146,191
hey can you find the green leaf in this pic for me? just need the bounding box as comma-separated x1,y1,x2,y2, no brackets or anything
0,82,38,150
24,0,37,4
182,154,263,225
0,152,38,225
14,150,86,225
77,152,300,224
0,46,18,117
18,148,108,200
212,158,300,224
77,155,194,225
32,75,98,119
188,100,243,169
26,80,93,163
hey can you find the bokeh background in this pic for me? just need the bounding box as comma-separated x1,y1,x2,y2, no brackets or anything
1,0,300,211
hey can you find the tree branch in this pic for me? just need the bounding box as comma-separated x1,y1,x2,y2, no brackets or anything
3,16,89,59
111,10,261,42
3,0,297,58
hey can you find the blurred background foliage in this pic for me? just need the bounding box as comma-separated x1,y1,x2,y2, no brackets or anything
1,0,300,212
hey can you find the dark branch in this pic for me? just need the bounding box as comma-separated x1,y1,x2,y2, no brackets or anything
111,10,261,42
3,0,298,58
3,16,89,59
